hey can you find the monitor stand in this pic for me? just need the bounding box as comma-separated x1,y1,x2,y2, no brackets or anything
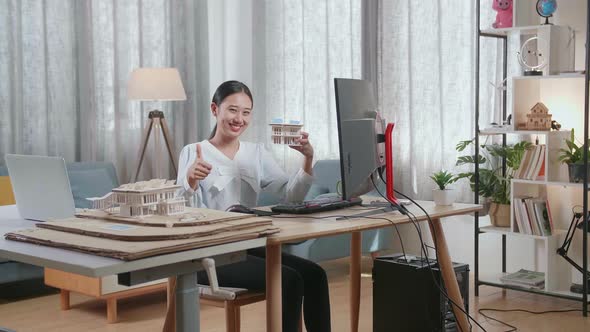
336,201,399,220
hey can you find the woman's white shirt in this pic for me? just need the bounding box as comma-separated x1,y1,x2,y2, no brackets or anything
177,140,313,211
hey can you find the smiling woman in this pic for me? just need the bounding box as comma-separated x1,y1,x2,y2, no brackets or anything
175,80,331,332
208,81,254,141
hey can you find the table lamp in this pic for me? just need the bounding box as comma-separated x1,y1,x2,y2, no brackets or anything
128,67,187,182
556,209,590,294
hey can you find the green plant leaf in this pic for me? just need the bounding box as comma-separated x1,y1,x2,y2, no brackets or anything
456,155,486,166
456,140,473,152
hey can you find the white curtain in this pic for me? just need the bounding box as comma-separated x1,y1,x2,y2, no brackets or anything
206,0,361,174
2,0,503,198
376,0,502,202
0,0,211,183
0,0,361,182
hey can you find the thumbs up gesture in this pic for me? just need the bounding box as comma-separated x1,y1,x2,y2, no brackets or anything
187,144,212,190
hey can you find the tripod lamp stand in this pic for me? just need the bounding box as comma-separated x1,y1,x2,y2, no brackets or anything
556,208,590,294
127,67,187,182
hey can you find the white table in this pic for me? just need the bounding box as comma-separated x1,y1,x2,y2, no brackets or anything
0,205,265,331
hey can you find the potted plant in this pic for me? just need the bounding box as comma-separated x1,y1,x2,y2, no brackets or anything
558,129,590,183
455,139,532,227
430,170,457,206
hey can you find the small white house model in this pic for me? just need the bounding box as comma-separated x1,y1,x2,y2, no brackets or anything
87,179,185,217
270,119,303,145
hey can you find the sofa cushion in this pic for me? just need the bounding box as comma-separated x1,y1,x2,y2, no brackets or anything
304,160,341,200
0,176,16,206
66,162,118,184
68,168,118,209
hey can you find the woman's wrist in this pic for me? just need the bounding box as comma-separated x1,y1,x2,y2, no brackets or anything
188,178,199,191
303,155,313,176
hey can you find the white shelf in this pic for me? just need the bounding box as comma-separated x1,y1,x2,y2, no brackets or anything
480,25,556,37
546,181,588,188
480,225,565,240
479,272,590,302
512,178,588,188
511,178,546,185
513,73,585,80
479,130,556,136
479,225,511,235
481,25,542,36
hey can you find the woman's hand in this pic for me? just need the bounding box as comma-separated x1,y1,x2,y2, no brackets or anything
187,144,212,190
290,131,314,158
290,131,314,175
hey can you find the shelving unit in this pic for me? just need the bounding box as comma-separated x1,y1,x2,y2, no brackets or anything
474,1,590,315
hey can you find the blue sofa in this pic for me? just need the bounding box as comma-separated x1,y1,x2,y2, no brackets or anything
260,160,394,262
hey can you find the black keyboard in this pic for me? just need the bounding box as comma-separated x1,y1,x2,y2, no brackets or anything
271,197,362,214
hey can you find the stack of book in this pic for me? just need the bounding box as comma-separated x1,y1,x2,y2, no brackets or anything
513,197,554,236
500,269,545,289
514,144,545,180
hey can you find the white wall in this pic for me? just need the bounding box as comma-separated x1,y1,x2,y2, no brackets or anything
553,0,587,71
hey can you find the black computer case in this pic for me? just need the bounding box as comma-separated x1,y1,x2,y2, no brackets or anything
373,254,469,332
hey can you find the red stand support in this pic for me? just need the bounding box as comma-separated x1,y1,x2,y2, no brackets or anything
385,123,400,206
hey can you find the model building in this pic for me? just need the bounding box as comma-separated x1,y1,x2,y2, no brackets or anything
87,179,185,217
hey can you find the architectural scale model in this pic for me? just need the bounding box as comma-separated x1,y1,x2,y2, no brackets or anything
524,102,552,130
87,179,185,217
269,119,303,145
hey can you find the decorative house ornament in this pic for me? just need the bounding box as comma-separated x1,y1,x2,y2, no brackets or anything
87,179,186,217
269,118,304,145
524,102,552,130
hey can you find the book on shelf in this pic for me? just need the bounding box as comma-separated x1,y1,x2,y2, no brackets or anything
512,197,553,236
514,144,545,180
514,148,534,179
525,199,541,236
546,198,555,233
500,269,545,289
529,145,545,180
533,199,553,236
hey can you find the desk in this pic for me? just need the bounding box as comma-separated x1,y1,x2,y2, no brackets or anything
265,200,481,332
0,205,265,332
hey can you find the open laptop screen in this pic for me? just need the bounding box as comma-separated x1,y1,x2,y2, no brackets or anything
5,154,76,221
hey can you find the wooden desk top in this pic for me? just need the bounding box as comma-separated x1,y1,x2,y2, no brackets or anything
267,200,482,244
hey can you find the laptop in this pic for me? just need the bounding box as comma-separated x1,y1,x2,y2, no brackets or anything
5,154,76,221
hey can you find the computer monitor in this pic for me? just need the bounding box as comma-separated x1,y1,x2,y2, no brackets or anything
333,78,386,200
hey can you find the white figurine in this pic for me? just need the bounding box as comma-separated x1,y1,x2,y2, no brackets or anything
269,118,304,145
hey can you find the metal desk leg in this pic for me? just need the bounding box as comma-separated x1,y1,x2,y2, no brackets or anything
350,231,361,332
429,218,469,332
175,272,199,331
266,243,282,332
163,273,199,332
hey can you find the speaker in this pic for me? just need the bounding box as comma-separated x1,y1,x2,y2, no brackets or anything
373,254,469,332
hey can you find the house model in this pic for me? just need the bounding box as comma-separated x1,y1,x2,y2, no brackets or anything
87,179,185,217
269,119,304,145
525,102,552,130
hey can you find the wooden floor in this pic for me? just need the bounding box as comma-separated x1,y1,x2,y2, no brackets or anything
1,257,589,331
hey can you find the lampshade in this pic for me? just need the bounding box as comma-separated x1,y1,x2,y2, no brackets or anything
127,67,187,101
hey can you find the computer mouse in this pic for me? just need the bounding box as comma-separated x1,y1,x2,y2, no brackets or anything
225,204,255,214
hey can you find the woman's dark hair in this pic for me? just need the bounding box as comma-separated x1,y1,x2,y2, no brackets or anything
209,80,253,139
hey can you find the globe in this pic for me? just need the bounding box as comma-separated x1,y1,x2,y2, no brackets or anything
536,0,557,24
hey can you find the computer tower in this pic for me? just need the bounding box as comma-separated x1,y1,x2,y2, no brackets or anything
373,254,469,332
